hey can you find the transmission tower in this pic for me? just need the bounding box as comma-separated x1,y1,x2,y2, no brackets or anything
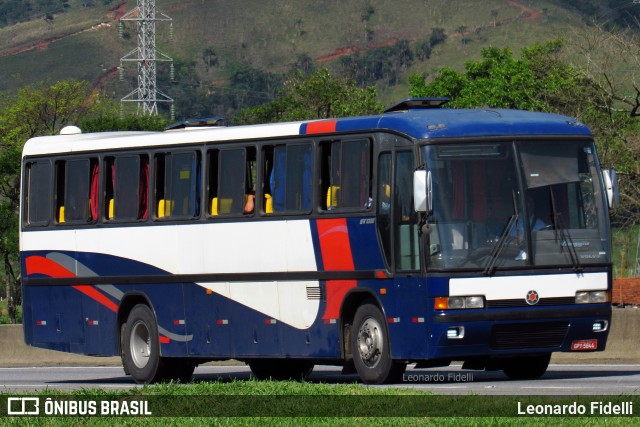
119,0,174,117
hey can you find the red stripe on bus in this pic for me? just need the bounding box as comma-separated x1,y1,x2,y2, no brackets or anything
316,219,357,320
305,120,337,134
25,255,75,278
73,285,118,312
316,219,355,271
25,256,118,313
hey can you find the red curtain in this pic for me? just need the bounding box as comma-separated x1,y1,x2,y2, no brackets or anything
90,163,99,221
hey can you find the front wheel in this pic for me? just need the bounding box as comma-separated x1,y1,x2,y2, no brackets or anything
501,353,551,380
123,304,165,384
351,303,406,384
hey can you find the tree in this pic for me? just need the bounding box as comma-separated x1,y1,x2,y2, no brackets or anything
491,9,499,27
429,28,447,47
235,69,383,124
409,40,587,112
291,53,315,75
408,38,640,227
79,114,170,133
0,79,106,323
565,23,640,227
338,40,414,87
456,25,467,45
294,18,305,37
361,4,375,41
415,38,432,62
0,79,92,140
202,47,218,70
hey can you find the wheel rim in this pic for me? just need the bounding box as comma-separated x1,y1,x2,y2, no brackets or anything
356,316,383,368
130,320,151,369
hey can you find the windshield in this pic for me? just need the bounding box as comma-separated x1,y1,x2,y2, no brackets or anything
518,141,609,267
422,140,610,271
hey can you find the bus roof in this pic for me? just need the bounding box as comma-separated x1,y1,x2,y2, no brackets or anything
22,107,592,157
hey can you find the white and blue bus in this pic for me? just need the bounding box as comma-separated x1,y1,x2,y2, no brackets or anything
20,98,615,384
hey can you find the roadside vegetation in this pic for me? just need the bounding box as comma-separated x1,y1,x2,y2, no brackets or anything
0,298,20,324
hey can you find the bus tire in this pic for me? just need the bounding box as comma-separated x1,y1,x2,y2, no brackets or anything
249,359,314,381
123,304,165,384
501,353,551,380
120,322,131,376
351,303,406,384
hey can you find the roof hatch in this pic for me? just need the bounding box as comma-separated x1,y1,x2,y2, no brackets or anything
165,116,228,130
384,97,450,113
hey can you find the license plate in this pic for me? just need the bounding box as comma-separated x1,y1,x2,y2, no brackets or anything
571,339,598,351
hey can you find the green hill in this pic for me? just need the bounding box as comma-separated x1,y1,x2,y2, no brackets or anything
0,0,638,120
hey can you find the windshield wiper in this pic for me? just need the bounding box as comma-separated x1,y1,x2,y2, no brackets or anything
483,213,517,276
483,191,520,276
550,188,582,272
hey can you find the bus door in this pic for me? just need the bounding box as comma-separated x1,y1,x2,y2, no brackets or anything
376,150,426,358
377,150,421,272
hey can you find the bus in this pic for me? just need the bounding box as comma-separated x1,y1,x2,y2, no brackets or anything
20,98,616,384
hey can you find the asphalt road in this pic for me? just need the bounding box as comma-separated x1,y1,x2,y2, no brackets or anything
1,363,639,395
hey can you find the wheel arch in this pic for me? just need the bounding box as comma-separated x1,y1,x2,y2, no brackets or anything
339,288,386,359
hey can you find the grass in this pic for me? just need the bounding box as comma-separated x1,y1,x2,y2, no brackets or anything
2,380,638,425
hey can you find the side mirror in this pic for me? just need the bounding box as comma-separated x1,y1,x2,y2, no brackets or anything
602,169,620,209
413,170,432,213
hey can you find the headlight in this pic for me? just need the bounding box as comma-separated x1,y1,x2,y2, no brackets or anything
448,297,465,309
575,291,590,304
466,296,485,309
589,291,609,303
434,296,485,310
575,290,610,304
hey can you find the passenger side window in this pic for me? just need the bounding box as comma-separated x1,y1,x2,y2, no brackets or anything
55,158,99,224
105,155,149,221
24,160,52,227
207,147,257,216
155,151,200,219
320,139,371,211
263,143,312,214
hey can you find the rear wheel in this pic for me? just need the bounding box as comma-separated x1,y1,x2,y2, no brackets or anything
501,353,551,380
120,322,130,375
351,303,406,384
123,304,165,384
249,359,314,380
